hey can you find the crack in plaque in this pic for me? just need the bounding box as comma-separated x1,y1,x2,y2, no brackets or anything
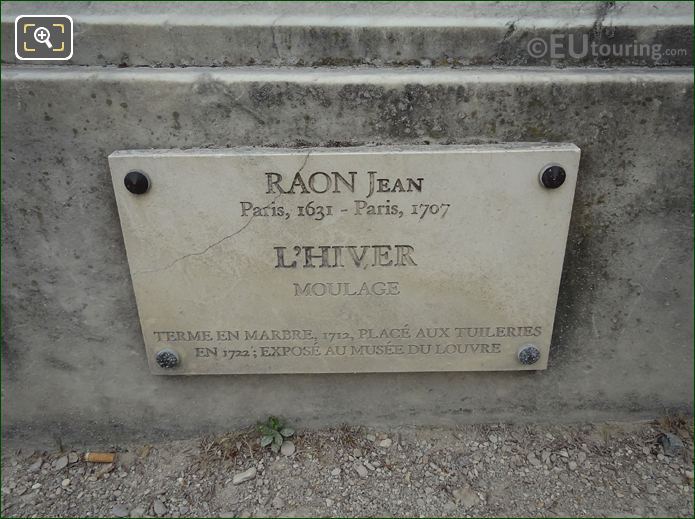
133,150,312,276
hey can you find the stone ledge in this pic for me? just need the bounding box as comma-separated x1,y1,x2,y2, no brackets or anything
1,1,692,67
3,64,693,84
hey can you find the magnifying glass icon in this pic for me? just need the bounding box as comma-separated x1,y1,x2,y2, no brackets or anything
33,26,53,49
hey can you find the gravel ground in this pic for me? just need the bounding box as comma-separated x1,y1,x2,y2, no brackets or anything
2,419,693,518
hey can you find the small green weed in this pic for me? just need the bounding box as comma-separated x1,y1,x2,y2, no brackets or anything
258,416,295,453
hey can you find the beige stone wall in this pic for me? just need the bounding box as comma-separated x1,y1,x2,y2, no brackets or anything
1,2,692,446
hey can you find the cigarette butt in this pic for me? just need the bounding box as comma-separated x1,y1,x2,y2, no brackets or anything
84,452,116,463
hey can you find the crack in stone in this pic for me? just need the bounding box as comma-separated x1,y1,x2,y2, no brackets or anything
592,1,616,42
133,150,312,276
270,16,282,60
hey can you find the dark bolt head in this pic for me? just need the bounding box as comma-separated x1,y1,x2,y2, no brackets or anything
155,349,179,369
539,165,566,189
124,171,150,194
517,344,541,365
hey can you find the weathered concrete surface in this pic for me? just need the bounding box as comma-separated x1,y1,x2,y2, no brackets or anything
1,66,692,446
1,1,693,67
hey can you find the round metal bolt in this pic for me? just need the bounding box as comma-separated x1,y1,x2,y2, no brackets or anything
517,344,541,365
539,165,566,189
155,348,179,369
124,171,150,194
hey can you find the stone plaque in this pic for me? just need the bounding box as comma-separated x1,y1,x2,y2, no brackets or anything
109,144,580,375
